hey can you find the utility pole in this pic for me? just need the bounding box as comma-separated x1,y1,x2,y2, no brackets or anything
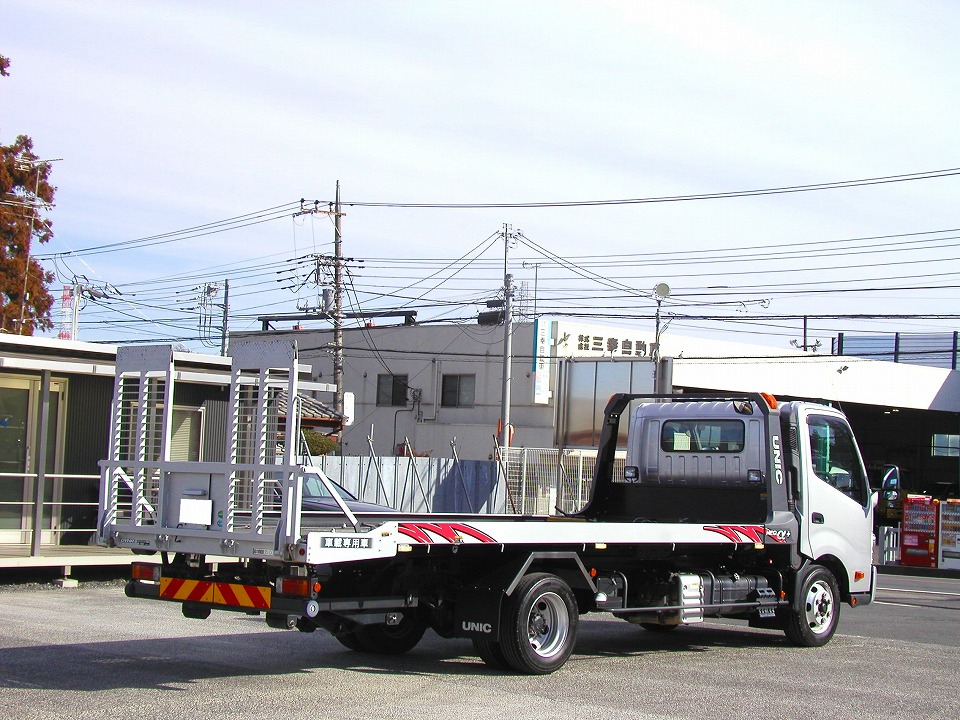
333,182,344,416
790,316,822,352
292,194,346,415
220,279,230,356
15,157,61,334
500,223,515,448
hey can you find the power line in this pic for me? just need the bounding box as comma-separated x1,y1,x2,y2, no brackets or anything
338,168,960,209
36,202,301,259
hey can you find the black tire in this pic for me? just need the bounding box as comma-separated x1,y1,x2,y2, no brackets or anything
498,573,578,674
473,637,510,670
333,630,364,651
785,565,841,647
354,615,427,655
640,622,679,633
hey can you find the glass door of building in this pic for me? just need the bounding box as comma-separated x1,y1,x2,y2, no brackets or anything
0,376,66,544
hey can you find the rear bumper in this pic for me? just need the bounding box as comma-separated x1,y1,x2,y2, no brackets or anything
124,578,417,622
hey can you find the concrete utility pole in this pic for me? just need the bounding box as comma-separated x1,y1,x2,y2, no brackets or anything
290,195,346,413
500,223,515,448
333,182,344,416
220,279,230,356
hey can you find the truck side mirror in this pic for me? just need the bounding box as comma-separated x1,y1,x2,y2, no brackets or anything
881,465,900,499
833,472,852,491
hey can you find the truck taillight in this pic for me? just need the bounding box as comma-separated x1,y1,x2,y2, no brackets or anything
131,562,160,582
276,576,319,597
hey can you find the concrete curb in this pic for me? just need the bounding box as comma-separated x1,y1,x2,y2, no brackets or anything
877,563,960,580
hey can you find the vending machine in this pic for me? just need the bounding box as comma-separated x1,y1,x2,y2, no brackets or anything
900,494,939,568
938,498,960,570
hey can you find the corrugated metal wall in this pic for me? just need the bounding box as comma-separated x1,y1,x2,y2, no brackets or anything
316,456,505,513
60,374,113,543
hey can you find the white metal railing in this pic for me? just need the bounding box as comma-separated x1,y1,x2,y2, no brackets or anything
878,526,901,565
0,471,102,551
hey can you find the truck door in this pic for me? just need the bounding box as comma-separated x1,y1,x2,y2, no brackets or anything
797,407,874,595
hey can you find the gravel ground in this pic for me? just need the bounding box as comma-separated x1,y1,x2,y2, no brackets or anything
0,567,128,593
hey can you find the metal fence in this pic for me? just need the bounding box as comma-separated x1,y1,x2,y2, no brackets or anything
497,447,624,515
0,471,102,549
309,455,506,514
877,526,900,565
308,444,619,516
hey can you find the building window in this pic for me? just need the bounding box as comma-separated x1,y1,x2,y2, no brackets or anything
932,433,960,457
441,374,475,408
377,374,408,407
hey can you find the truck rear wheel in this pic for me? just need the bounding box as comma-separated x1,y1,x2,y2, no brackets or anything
498,573,578,674
354,615,427,655
472,637,510,670
785,566,840,647
333,630,363,651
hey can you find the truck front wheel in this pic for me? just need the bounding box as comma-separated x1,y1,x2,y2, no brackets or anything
785,566,841,647
499,573,578,674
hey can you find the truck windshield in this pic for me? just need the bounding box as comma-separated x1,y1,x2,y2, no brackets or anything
660,420,745,453
807,416,866,503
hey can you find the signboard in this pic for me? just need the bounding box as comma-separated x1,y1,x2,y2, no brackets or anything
574,333,651,357
532,319,553,405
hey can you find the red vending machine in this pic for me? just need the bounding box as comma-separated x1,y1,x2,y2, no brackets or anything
900,495,939,568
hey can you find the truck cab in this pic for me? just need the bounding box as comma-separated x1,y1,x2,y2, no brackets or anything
581,393,876,609
779,401,876,600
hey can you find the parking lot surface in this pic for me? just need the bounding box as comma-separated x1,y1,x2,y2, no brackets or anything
0,576,956,720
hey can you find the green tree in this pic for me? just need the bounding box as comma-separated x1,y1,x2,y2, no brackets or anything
301,429,340,457
0,54,57,334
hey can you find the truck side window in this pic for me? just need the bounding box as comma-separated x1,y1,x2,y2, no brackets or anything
807,416,866,504
661,420,745,453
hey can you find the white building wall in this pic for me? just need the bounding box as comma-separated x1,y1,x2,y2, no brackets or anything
234,323,557,459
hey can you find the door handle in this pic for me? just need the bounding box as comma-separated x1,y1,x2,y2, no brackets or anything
812,512,825,524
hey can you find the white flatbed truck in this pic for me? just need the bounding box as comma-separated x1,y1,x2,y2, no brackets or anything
98,341,878,674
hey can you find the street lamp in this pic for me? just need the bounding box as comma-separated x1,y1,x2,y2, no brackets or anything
653,283,670,391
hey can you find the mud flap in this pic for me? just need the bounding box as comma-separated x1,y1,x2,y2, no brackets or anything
454,588,502,640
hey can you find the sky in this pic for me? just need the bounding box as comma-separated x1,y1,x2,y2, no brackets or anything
3,0,960,355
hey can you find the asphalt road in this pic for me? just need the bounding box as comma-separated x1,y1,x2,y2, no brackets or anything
0,574,956,720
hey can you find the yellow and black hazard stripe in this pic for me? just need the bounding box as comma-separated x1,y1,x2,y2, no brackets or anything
159,578,271,610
